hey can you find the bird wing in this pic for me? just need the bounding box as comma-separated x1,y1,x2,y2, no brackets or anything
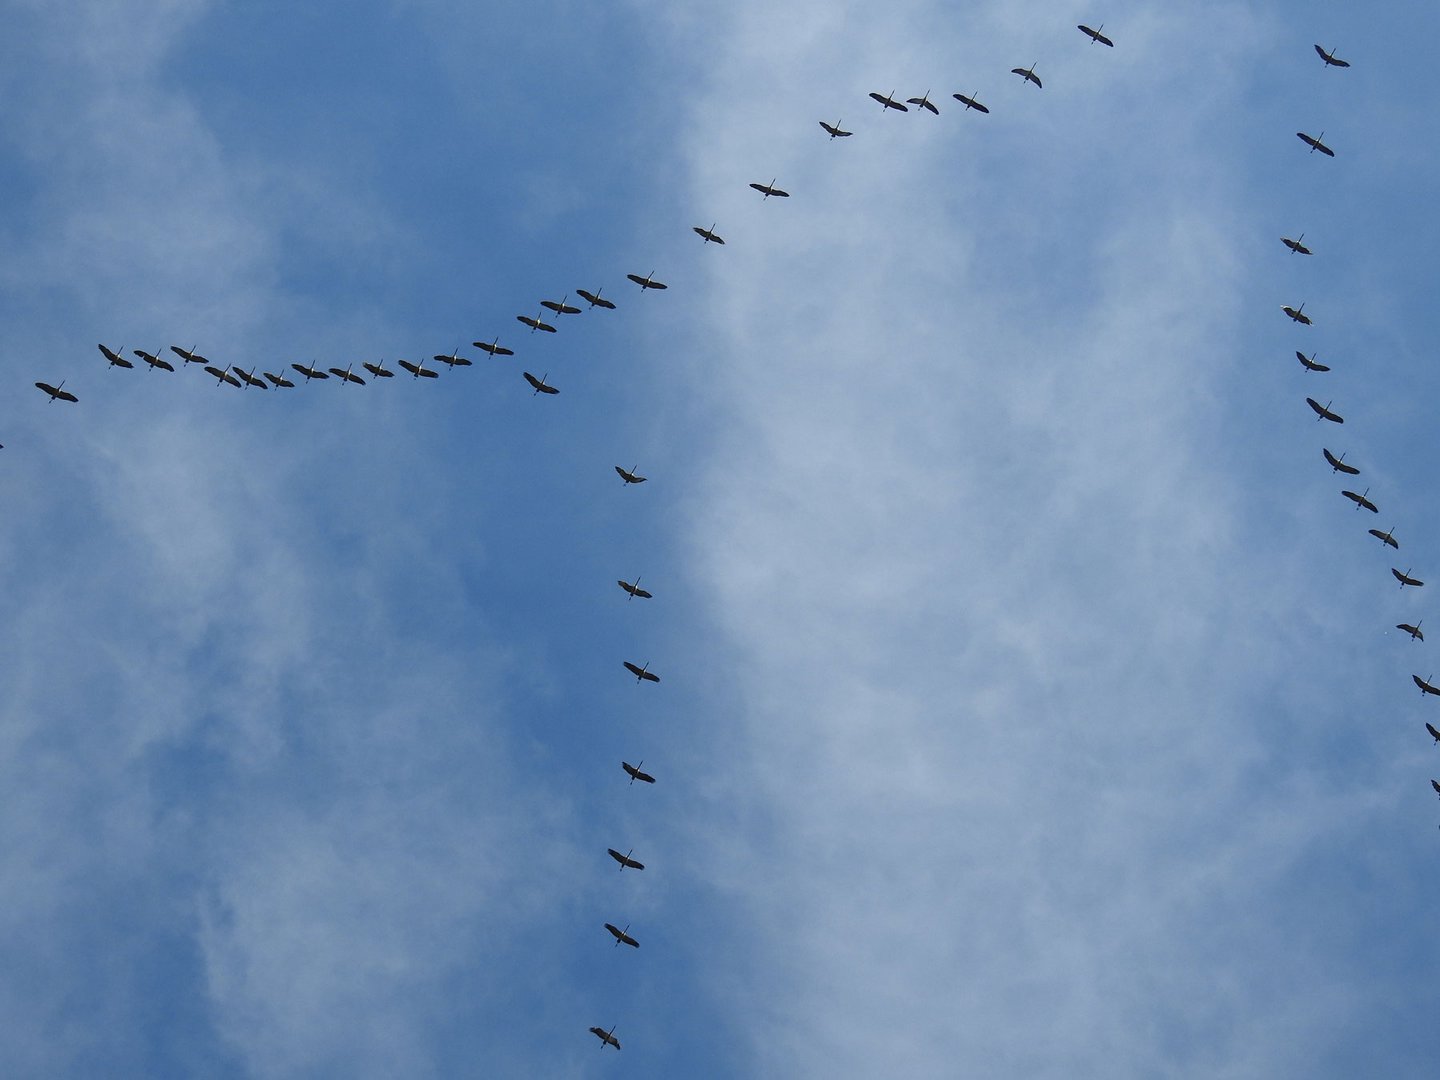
398,360,420,374
605,923,623,940
1426,723,1440,740
523,372,542,390
58,389,79,401
623,662,644,678
641,670,660,683
769,189,790,198
626,273,647,285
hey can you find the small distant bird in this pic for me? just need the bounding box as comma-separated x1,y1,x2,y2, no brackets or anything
748,179,789,199
1369,527,1399,549
291,363,330,382
1398,622,1424,641
1282,234,1313,255
1306,398,1343,423
540,295,581,316
35,380,78,403
328,363,366,385
869,90,908,112
473,338,514,357
615,465,647,485
1394,568,1424,588
819,119,853,138
1322,449,1358,474
398,359,439,379
523,371,559,395
607,848,645,871
517,312,558,333
1297,131,1335,157
1296,351,1329,372
1314,44,1350,68
622,760,656,785
170,345,209,365
134,349,175,372
589,1025,621,1050
233,365,269,389
264,366,296,387
203,365,242,388
361,360,394,379
432,349,471,368
604,923,640,948
1283,303,1312,325
906,91,939,114
627,271,668,290
617,578,653,600
1341,488,1377,513
693,224,725,245
952,91,990,114
623,661,660,684
98,344,133,369
1011,63,1042,88
1078,24,1114,47
1415,674,1440,697
576,288,616,310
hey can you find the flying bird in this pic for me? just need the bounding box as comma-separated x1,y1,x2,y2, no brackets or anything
233,365,269,389
517,312,558,333
204,365,242,388
328,363,366,385
169,345,209,365
523,371,558,395
134,349,175,372
589,1026,621,1050
1426,722,1440,743
693,224,726,245
1341,488,1377,513
604,923,640,948
607,847,645,870
1393,568,1425,588
1283,303,1312,325
35,381,77,403
432,349,471,368
1398,622,1425,641
1322,449,1358,474
1306,398,1343,423
98,344,133,369
748,179,789,199
291,363,330,382
615,465,647,485
627,271,668,290
473,338,514,357
1282,234,1313,255
952,91,990,113
362,360,395,379
1314,44,1350,68
540,295,581,316
398,358,439,379
623,661,660,684
819,119,853,138
868,90,908,112
906,91,939,114
1078,24,1114,46
576,288,616,310
618,578,653,600
1011,63,1042,87
1296,351,1329,372
622,760,656,785
1369,527,1399,549
1415,674,1440,697
1297,131,1335,157
264,366,296,387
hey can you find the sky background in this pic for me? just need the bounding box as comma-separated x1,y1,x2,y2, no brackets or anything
1,0,1438,1076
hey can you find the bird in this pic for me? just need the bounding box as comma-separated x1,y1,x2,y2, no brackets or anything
1282,234,1313,255
906,91,939,114
523,371,558,395
604,923,640,948
1314,44,1350,68
517,312,558,333
398,358,439,379
362,360,395,379
169,345,209,366
693,224,726,245
819,119,853,138
627,271,669,290
1078,24,1114,47
618,578,653,600
291,362,330,382
622,760,656,785
623,661,660,684
133,349,175,372
35,380,77,403
1283,303,1312,325
1296,351,1329,372
589,1026,621,1050
1415,674,1440,697
233,365,269,389
615,465,647,485
1306,398,1343,423
1011,63,1042,87
1398,622,1425,641
472,338,514,357
1369,527,1399,549
1393,568,1425,588
1297,131,1335,157
328,363,366,385
1322,449,1358,474
98,344,133,369
433,349,471,368
748,180,789,199
868,90,908,112
1432,778,1440,798
576,288,616,310
1341,488,1378,514
540,295,581,316
1426,722,1440,744
264,366,296,388
952,91,990,113
203,365,242,388
607,848,644,871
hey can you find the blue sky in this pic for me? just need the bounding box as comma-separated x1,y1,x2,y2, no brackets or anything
2,1,1438,1076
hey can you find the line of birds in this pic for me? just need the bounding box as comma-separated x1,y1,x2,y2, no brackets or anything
1271,45,1440,807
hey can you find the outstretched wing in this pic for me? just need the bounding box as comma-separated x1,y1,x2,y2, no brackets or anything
1322,449,1357,474
1426,722,1440,741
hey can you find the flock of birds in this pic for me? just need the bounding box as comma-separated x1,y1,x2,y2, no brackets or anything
1272,45,1440,807
14,20,1434,1057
